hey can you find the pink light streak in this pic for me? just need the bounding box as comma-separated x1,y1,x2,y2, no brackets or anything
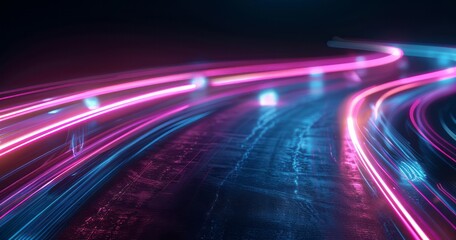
0,50,393,122
0,105,190,220
211,45,402,86
0,41,402,160
0,84,196,158
346,67,456,240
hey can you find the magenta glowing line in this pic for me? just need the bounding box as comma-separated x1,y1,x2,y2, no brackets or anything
211,46,402,86
0,73,195,122
347,115,427,240
0,105,190,220
0,69,362,222
437,183,456,205
0,84,196,158
0,52,384,121
0,42,403,159
410,100,456,163
345,68,456,240
408,86,456,164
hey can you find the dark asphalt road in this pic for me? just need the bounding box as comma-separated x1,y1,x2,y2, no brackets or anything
59,78,404,239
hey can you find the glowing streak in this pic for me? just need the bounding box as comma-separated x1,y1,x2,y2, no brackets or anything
343,68,456,239
211,44,402,86
0,41,400,125
0,73,195,122
0,85,196,158
47,109,61,114
347,115,427,239
410,99,456,163
0,105,190,221
374,82,422,119
398,161,426,182
0,41,436,238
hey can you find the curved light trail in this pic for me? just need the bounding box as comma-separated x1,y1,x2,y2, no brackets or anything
346,44,456,239
0,40,455,239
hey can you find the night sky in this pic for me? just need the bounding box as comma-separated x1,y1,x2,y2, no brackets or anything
1,1,455,88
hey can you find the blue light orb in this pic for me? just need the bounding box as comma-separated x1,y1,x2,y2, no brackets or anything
48,109,61,114
191,76,208,89
259,90,278,106
83,97,100,110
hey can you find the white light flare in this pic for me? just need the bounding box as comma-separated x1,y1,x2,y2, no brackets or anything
83,97,100,110
259,90,278,106
191,76,208,89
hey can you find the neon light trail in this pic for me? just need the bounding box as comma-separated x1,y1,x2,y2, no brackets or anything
0,40,455,239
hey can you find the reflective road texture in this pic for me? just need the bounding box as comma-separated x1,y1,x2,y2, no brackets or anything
0,40,455,239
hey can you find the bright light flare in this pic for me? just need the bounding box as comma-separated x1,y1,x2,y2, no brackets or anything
83,97,100,110
259,90,278,106
191,76,208,89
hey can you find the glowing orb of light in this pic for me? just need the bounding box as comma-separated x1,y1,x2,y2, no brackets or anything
391,48,403,56
191,76,208,89
83,97,100,110
48,109,61,114
258,90,278,106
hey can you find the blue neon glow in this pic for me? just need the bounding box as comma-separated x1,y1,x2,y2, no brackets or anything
259,90,278,106
83,97,100,110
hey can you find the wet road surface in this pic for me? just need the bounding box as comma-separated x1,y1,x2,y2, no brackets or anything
60,83,400,239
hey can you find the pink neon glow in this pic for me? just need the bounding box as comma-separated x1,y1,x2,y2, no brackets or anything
346,67,456,239
0,105,190,220
409,99,456,162
0,42,401,160
0,73,195,122
0,51,392,122
1,76,332,220
407,83,456,168
211,46,402,86
0,85,196,158
3,39,456,240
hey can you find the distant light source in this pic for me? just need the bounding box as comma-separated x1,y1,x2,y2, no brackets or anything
259,90,278,106
391,48,402,56
83,97,100,110
48,109,61,114
191,76,208,89
309,68,323,77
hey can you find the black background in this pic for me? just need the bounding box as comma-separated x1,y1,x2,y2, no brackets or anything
1,1,456,88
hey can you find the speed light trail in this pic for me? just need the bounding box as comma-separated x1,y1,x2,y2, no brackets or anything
345,42,456,239
0,40,455,239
